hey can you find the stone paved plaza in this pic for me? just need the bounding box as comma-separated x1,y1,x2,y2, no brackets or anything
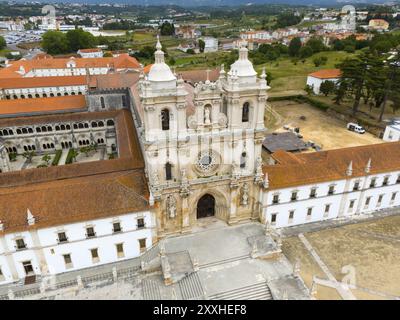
0,221,309,300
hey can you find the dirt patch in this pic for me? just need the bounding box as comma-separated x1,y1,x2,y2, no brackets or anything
267,100,382,151
282,215,400,300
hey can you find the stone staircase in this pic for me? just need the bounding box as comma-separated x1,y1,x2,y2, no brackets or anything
141,279,162,300
140,242,160,269
199,254,250,269
208,282,273,300
178,272,204,300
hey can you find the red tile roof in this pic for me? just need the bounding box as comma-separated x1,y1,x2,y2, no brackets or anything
0,95,86,116
0,75,87,89
308,69,341,79
263,142,400,190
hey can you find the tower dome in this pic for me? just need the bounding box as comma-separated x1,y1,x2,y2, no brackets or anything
148,36,176,83
228,46,257,79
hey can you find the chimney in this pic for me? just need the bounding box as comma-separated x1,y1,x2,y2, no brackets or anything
27,208,35,226
365,158,371,174
346,161,353,176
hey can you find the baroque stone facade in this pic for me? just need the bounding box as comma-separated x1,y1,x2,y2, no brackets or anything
132,38,270,236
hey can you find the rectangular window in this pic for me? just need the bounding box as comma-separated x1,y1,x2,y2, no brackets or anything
91,248,99,263
15,238,26,250
309,188,317,198
272,194,280,204
353,181,360,191
397,175,400,184
349,200,355,209
328,186,335,195
288,210,294,224
291,192,298,202
307,208,312,220
116,243,124,258
63,254,73,269
324,204,330,217
137,218,145,229
370,178,376,188
383,176,389,186
57,232,68,243
365,197,371,206
113,222,122,233
0,266,4,280
271,214,277,225
139,238,147,251
377,194,384,205
86,227,96,238
391,192,397,201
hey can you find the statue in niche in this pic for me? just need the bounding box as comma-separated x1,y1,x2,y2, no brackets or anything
204,106,211,125
166,196,177,219
241,183,249,206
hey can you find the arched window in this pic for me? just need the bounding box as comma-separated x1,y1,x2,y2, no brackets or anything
8,129,13,135
17,129,22,134
22,128,27,134
242,102,249,123
84,123,89,128
100,97,105,109
66,125,71,130
78,123,84,129
21,95,25,99
60,125,65,130
161,109,170,131
57,93,61,96
107,120,114,126
50,93,54,97
35,94,40,98
165,162,172,181
28,94,32,98
36,127,41,133
92,122,98,128
42,93,47,98
55,125,60,131
98,121,104,127
240,152,247,168
28,128,33,133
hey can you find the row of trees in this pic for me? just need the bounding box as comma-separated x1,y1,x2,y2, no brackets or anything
42,29,97,55
335,49,400,121
0,36,6,50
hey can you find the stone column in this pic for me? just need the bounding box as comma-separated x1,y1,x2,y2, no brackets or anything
228,184,239,225
181,196,190,233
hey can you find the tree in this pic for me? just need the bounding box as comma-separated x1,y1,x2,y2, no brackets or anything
186,48,195,54
275,13,301,29
41,31,69,55
22,151,36,163
0,36,6,50
377,52,400,121
66,28,97,52
159,22,175,36
198,39,205,53
299,46,313,59
306,37,326,54
288,37,302,57
41,153,51,166
313,56,328,67
320,80,335,96
304,84,314,95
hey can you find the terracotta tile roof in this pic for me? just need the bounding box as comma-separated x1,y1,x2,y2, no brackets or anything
78,48,102,53
0,170,150,234
90,72,139,89
0,109,149,234
0,95,87,117
0,75,87,89
263,142,400,190
0,54,141,79
142,66,220,84
308,69,342,79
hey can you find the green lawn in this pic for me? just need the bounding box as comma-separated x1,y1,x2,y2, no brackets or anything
256,50,357,93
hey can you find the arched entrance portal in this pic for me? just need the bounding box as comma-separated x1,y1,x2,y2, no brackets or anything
197,194,215,219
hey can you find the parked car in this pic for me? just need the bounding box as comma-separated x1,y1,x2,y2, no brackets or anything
347,123,365,134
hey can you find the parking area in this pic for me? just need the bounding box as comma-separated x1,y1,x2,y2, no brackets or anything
267,100,382,151
282,214,400,300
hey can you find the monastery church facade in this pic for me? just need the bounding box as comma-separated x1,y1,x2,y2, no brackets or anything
134,38,268,235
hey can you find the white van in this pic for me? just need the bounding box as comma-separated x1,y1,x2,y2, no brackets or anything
347,122,365,134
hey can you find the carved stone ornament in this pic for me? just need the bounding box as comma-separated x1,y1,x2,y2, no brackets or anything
166,196,177,219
